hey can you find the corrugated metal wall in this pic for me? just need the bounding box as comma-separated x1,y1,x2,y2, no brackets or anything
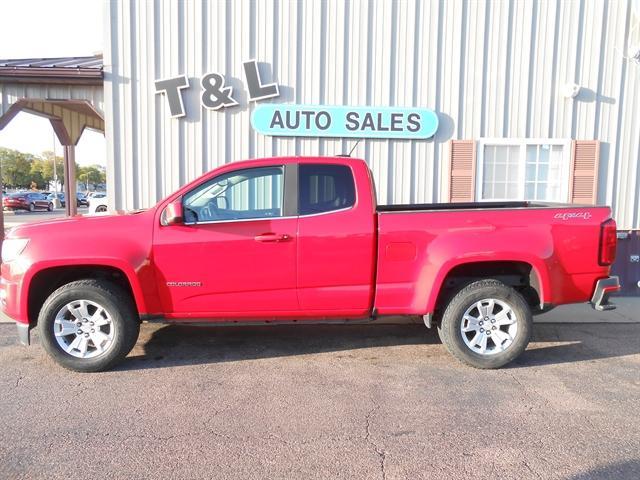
105,0,640,229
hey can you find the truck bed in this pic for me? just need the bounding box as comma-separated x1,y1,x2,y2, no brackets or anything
377,201,562,212
373,202,613,315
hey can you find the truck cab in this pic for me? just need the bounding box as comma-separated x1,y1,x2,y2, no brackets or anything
153,157,377,319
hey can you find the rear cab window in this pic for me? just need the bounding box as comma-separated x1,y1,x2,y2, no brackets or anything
298,164,356,215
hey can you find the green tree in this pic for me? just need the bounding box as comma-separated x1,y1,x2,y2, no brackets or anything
40,151,65,188
29,159,46,189
0,148,98,191
77,164,106,189
1,147,32,188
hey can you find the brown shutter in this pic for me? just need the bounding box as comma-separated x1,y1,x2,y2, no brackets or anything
569,140,600,204
448,140,476,202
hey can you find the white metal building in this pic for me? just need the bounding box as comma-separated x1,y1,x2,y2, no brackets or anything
105,0,640,232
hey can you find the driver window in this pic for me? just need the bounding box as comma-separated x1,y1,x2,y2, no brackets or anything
183,166,284,224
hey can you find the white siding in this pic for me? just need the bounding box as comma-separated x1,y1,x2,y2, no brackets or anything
106,0,640,229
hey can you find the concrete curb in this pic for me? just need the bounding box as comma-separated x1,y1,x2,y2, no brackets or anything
534,298,640,323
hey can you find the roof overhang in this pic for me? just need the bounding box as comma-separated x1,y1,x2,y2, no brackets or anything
0,69,103,85
0,98,104,145
0,55,103,86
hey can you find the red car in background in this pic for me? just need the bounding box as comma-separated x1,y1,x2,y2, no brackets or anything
3,192,53,212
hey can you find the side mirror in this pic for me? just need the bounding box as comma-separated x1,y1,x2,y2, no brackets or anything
161,199,184,226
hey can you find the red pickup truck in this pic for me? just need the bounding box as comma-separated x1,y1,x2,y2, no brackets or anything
1,156,619,371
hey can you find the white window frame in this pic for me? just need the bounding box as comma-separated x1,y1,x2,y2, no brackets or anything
475,138,572,202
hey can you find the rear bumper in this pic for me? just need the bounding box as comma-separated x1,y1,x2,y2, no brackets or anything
590,276,620,311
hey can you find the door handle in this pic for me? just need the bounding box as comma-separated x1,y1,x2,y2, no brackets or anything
254,233,290,242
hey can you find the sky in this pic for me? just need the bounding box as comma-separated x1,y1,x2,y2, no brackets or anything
0,0,105,166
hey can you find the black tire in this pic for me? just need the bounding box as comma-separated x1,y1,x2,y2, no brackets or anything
47,202,54,212
437,279,532,369
28,202,35,212
38,279,140,372
96,205,107,213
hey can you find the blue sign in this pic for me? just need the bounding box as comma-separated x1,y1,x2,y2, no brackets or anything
251,104,439,139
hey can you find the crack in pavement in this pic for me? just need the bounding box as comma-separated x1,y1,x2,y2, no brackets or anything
522,460,543,479
365,404,387,480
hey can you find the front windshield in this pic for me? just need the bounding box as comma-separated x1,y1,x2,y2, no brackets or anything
184,178,231,209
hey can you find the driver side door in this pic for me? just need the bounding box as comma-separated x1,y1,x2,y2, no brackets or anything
152,164,299,317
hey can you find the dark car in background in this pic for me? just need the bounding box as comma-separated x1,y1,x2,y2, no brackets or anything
47,193,65,208
3,192,53,212
76,192,89,207
46,192,89,208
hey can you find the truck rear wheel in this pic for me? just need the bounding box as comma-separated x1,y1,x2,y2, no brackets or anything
437,279,532,369
38,279,139,372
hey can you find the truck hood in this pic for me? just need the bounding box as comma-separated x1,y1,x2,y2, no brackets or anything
6,209,152,240
5,209,157,273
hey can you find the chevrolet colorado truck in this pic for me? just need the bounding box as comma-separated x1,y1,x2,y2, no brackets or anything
1,156,620,371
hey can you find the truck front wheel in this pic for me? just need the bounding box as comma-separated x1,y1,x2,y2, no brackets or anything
38,279,140,372
437,279,532,369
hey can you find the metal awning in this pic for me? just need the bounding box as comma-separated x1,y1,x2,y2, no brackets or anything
0,55,104,220
0,98,104,145
0,55,103,85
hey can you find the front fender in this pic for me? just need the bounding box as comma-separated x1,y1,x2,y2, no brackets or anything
16,258,152,324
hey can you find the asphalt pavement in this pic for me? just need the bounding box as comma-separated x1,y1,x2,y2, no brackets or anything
3,207,88,231
1,319,639,479
1,209,639,478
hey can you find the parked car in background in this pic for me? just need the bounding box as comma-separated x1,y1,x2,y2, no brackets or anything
46,192,89,208
88,192,108,214
47,193,65,208
76,192,89,207
3,192,53,212
88,191,106,198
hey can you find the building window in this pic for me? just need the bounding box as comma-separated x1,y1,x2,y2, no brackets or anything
476,139,571,202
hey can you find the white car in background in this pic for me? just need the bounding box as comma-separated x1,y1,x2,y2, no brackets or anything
88,192,108,214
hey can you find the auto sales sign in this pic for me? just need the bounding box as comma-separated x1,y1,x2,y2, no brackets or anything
251,104,438,140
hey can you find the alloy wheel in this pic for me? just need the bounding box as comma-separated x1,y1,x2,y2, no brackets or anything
53,299,115,359
460,298,518,355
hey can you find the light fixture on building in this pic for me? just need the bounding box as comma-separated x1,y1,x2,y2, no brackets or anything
561,83,581,99
628,45,640,64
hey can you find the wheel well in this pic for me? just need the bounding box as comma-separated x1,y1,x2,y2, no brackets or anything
27,266,137,326
434,261,542,318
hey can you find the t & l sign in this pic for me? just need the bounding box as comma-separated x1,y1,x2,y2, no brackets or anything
154,60,279,118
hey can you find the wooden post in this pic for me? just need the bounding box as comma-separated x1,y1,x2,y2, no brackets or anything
63,145,78,216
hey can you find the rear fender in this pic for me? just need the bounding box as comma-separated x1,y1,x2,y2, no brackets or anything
423,256,550,314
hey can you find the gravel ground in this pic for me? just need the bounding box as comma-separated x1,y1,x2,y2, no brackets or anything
1,321,639,479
